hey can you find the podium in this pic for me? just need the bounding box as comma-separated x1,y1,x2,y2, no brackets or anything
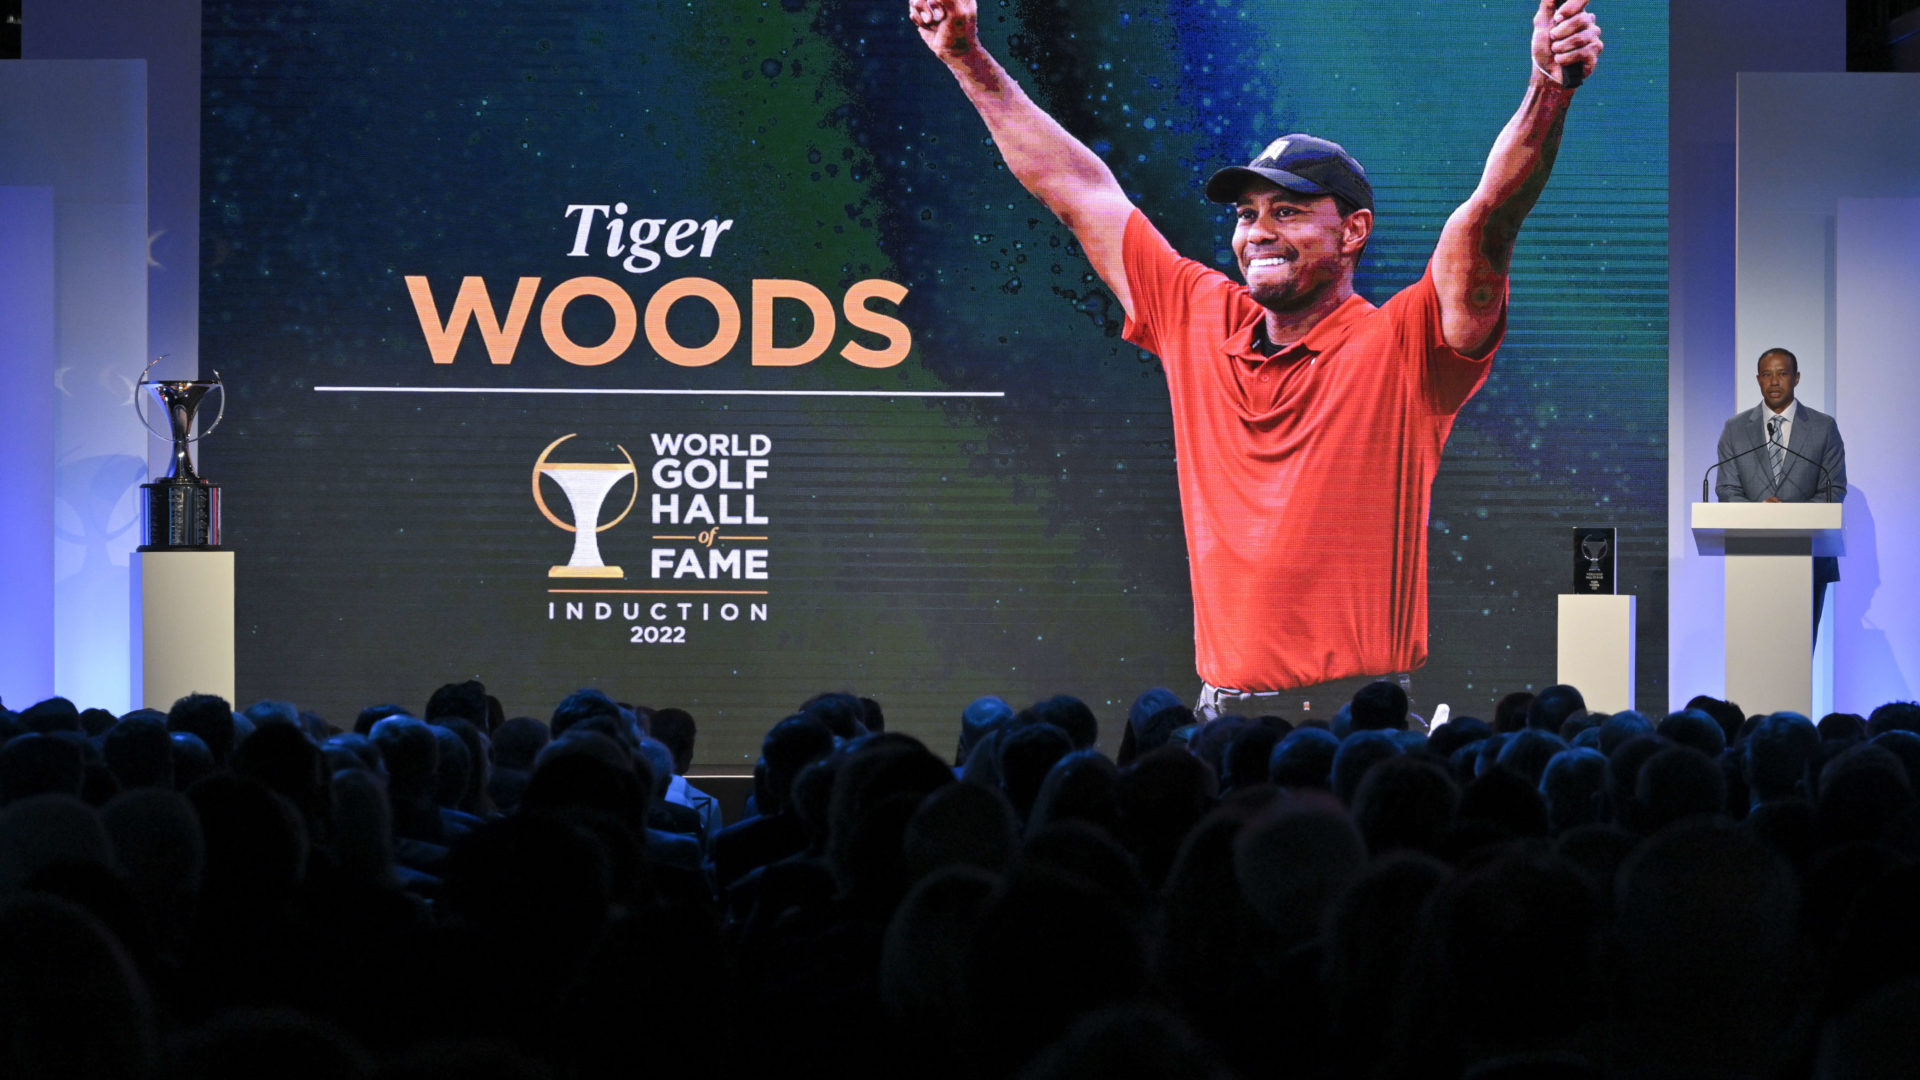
134,551,236,710
1690,503,1841,716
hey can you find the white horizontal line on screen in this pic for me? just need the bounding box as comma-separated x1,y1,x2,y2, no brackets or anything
312,385,1004,398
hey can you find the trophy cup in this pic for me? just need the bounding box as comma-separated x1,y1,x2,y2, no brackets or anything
136,357,226,550
531,434,637,577
1572,527,1616,594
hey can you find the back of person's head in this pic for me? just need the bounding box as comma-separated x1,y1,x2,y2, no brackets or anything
1351,756,1459,857
1129,688,1183,734
187,774,309,905
1560,710,1603,743
826,735,955,902
1747,711,1820,803
352,703,408,737
1819,712,1868,743
1815,979,1920,1080
1323,851,1452,1071
239,698,300,731
1233,793,1366,949
368,716,439,799
760,713,836,814
1116,747,1218,888
433,715,490,815
1187,716,1248,781
0,733,86,806
965,864,1149,1069
0,794,113,892
1331,729,1402,806
1815,743,1915,849
648,708,697,775
1028,749,1121,837
424,679,489,727
1021,695,1099,751
1598,710,1654,756
1496,728,1570,787
170,732,215,792
1455,765,1550,846
1222,723,1285,792
1494,691,1535,735
958,695,1014,766
101,716,175,791
1526,684,1586,732
439,814,611,951
1427,715,1492,760
429,724,471,809
1605,733,1667,831
1132,704,1193,758
1016,1003,1226,1080
1611,821,1799,1076
634,737,676,803
880,865,998,1038
1269,726,1339,791
1687,694,1749,748
1868,700,1920,738
799,691,868,740
230,720,330,829
1351,680,1409,731
168,693,236,766
550,687,622,738
1418,850,1601,1068
999,722,1075,825
523,739,647,827
0,895,157,1078
1636,744,1727,832
902,780,1018,883
1540,748,1608,834
19,696,82,735
491,716,550,771
1658,708,1727,757
327,767,394,889
1871,729,1920,792
167,1009,371,1080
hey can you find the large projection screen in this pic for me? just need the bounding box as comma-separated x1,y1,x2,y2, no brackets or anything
202,0,1668,761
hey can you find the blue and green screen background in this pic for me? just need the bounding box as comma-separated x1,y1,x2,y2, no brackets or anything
202,0,1667,761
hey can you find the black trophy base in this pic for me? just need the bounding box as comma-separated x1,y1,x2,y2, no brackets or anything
140,480,222,551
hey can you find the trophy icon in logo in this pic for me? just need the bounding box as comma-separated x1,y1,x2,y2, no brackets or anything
135,356,226,550
531,434,637,578
1580,533,1610,573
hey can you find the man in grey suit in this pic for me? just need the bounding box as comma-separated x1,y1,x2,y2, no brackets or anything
1716,347,1847,504
1716,346,1846,634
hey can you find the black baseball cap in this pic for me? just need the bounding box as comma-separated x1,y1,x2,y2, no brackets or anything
1204,134,1373,212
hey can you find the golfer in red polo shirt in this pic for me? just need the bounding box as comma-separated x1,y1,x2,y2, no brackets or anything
910,0,1604,716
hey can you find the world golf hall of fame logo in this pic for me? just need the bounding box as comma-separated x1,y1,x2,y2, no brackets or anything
531,434,638,578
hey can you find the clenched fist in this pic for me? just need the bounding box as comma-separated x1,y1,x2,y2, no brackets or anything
909,0,979,60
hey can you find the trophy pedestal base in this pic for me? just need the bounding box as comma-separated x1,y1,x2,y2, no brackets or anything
549,565,624,578
141,480,221,550
1556,593,1636,714
135,550,235,710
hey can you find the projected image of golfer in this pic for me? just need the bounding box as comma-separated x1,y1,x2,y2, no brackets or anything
910,0,1603,714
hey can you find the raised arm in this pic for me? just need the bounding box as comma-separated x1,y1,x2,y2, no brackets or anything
909,0,1138,319
1433,0,1603,357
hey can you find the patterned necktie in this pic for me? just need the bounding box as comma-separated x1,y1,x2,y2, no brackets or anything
1768,415,1785,483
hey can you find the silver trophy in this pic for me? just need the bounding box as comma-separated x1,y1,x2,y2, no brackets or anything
531,434,637,578
137,357,225,550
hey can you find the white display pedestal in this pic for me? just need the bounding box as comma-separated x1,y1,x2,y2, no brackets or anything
135,551,235,710
1557,594,1636,714
1690,503,1842,716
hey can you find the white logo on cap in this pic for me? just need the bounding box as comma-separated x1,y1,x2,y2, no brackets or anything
1258,137,1291,164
